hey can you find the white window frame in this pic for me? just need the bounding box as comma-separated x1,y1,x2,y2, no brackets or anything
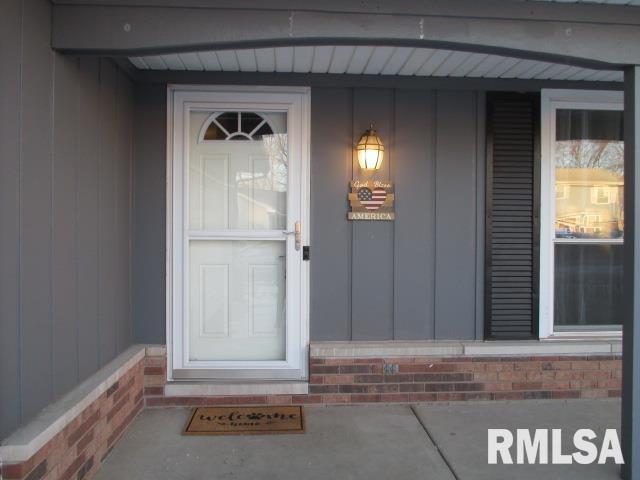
539,89,623,338
166,85,311,380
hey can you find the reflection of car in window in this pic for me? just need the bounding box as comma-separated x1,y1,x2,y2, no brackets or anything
556,228,577,239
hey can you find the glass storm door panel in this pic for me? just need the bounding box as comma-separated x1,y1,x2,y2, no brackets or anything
170,88,308,381
187,110,289,362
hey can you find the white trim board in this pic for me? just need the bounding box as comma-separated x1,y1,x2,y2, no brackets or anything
0,346,146,463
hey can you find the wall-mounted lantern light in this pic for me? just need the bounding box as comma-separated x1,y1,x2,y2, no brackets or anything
356,124,384,171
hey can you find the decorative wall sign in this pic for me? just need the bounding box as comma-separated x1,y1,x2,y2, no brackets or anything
348,180,395,221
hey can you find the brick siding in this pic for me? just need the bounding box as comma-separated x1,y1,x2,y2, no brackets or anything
144,352,622,407
1,349,621,480
0,359,144,480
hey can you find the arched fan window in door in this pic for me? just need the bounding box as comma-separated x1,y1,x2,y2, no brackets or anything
201,111,275,141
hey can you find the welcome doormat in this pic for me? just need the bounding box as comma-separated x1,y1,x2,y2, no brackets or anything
183,406,305,435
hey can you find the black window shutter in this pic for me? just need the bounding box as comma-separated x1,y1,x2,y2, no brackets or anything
485,93,540,340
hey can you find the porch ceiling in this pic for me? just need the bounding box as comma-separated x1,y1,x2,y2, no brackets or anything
128,46,623,82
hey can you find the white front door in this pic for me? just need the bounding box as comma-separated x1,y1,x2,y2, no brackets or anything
168,86,310,380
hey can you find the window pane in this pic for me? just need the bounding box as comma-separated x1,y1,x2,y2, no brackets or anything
555,109,624,240
241,112,264,134
554,243,622,328
189,111,288,230
215,111,238,135
252,122,274,140
203,122,226,140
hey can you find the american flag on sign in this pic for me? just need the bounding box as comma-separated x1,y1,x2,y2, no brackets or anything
357,187,387,210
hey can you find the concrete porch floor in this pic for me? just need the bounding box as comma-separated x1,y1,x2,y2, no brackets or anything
96,400,622,480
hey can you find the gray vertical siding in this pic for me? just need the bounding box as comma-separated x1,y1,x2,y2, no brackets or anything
132,84,167,344
76,58,102,381
0,0,134,440
131,85,484,344
309,88,353,340
393,90,436,340
19,0,55,428
98,60,118,366
434,92,481,340
350,89,395,340
311,88,483,340
475,93,487,340
0,0,23,446
116,73,134,353
52,54,80,398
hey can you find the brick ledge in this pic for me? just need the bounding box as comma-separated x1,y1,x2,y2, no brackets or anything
310,339,622,358
0,345,146,463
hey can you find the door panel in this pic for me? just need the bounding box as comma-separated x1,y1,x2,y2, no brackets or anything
189,153,229,230
188,240,286,361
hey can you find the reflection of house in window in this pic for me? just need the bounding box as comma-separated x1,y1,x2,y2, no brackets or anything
584,214,601,225
555,168,624,239
590,186,617,205
555,184,570,200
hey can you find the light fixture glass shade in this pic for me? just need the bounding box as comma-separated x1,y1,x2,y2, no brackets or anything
356,127,384,170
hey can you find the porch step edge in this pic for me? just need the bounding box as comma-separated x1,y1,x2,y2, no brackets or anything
164,382,309,397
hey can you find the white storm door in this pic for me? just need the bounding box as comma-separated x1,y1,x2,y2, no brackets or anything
169,87,309,380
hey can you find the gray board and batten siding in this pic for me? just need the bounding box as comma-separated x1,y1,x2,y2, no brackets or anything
132,85,487,344
0,0,134,440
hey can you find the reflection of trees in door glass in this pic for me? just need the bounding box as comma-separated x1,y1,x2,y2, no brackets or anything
262,134,288,193
197,111,288,230
229,133,287,195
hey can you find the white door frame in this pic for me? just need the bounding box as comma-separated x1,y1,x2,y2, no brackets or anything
539,89,623,338
166,85,310,381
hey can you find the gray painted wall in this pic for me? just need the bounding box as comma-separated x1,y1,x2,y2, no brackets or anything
132,85,485,344
310,88,485,341
0,0,134,440
132,84,167,344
